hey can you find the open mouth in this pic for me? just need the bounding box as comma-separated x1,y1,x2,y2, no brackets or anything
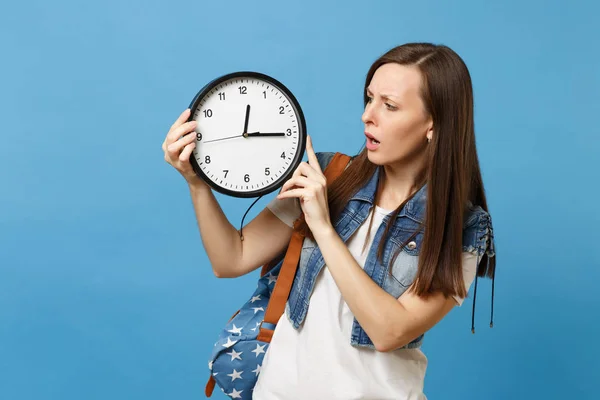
365,133,380,150
365,132,380,144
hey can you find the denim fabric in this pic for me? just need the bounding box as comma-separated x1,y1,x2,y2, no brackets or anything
280,152,495,349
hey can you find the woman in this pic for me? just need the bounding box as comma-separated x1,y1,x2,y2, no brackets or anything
163,42,496,399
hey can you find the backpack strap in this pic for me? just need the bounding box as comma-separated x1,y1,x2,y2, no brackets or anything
257,152,351,342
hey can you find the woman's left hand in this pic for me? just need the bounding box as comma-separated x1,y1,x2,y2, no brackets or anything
277,135,332,233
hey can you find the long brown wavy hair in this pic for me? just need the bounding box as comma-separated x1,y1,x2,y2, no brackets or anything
298,43,495,300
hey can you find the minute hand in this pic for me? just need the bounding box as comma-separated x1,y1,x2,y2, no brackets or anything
244,132,286,137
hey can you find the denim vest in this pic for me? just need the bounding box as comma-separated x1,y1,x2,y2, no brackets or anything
280,152,495,350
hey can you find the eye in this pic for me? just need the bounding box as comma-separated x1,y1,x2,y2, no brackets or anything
385,103,397,111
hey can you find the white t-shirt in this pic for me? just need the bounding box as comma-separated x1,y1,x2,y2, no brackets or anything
253,196,478,400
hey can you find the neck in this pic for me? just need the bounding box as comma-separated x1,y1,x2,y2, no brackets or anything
380,157,426,206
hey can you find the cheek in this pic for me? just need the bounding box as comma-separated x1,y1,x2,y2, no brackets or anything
386,114,424,143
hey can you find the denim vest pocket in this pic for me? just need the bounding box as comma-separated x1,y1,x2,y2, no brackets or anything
388,250,420,288
381,228,422,297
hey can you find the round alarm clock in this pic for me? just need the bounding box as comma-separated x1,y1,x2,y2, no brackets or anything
187,71,307,198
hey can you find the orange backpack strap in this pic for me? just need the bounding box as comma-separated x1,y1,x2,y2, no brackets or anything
257,152,351,342
205,375,217,397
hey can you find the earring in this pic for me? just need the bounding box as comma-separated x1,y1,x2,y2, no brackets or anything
427,137,431,143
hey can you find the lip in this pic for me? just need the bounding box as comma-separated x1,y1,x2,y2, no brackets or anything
365,132,379,142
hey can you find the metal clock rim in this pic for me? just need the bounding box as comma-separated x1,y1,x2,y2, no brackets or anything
187,71,307,199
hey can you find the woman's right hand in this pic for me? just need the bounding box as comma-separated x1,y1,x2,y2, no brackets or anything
162,108,206,186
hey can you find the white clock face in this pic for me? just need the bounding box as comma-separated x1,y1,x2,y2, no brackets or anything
189,73,305,198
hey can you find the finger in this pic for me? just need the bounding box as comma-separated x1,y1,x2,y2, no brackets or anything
306,135,322,174
167,120,197,144
169,108,191,133
168,128,197,156
290,162,307,180
179,142,196,162
280,176,315,193
277,188,306,200
293,162,316,178
166,120,198,145
294,162,326,185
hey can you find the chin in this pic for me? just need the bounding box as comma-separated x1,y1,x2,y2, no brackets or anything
366,149,386,166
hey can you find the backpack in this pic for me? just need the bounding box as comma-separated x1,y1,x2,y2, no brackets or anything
204,152,352,399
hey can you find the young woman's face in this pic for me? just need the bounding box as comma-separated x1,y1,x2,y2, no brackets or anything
362,63,433,167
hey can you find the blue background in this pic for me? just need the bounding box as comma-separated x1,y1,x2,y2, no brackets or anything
1,0,598,399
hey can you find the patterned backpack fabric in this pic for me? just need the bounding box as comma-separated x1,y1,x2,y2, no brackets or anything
204,153,352,399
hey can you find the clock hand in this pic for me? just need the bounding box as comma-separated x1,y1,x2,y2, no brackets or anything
202,134,244,143
245,132,286,137
243,104,250,134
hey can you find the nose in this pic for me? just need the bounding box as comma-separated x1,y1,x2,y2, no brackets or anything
362,102,375,126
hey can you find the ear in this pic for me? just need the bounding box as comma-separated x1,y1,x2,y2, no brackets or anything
426,124,434,142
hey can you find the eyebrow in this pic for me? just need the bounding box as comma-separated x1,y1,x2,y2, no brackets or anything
366,87,399,101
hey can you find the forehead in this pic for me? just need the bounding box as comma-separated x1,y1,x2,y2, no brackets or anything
368,63,423,100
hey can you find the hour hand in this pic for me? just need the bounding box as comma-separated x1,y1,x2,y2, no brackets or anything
244,131,286,137
243,105,250,134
